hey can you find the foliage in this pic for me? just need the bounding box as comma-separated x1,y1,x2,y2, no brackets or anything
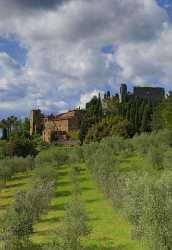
32,165,57,184
152,92,172,131
102,95,119,117
0,117,30,141
82,130,172,250
35,146,68,166
3,138,37,157
0,156,34,187
60,196,90,250
43,162,90,250
79,94,103,144
126,173,172,250
67,130,80,140
85,117,129,143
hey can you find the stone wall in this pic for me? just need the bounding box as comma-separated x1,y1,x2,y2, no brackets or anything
133,86,165,103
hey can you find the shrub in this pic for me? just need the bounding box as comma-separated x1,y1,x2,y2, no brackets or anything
125,172,172,250
32,165,57,184
35,147,68,166
147,146,165,170
3,138,37,157
69,147,84,164
0,168,54,250
1,191,34,250
43,159,90,250
0,157,34,186
27,179,54,221
60,196,90,250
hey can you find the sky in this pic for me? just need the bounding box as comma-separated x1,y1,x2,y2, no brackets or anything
0,0,172,117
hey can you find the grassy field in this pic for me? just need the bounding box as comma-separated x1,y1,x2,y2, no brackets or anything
0,160,145,250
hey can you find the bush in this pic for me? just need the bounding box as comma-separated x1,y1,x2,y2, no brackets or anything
3,138,37,157
27,179,54,221
0,165,55,250
69,147,84,164
1,190,34,250
147,145,165,170
35,147,68,166
43,159,90,250
32,165,57,184
125,172,172,250
0,157,34,186
60,196,90,250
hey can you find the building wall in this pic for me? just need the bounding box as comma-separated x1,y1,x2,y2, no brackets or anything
42,119,69,143
133,87,165,103
29,109,43,135
54,119,69,132
68,117,81,131
29,109,84,143
119,83,127,103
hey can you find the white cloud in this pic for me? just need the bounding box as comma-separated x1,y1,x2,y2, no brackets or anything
0,0,171,116
79,90,104,109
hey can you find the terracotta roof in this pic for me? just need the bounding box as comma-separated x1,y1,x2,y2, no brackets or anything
55,111,76,120
43,110,83,122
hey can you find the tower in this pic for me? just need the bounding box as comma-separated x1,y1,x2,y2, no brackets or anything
29,109,43,136
119,83,127,103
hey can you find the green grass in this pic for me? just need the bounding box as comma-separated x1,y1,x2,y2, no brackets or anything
0,171,32,217
0,162,145,250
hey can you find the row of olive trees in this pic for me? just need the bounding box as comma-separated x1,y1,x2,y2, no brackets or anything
0,161,57,250
43,158,90,250
83,136,129,208
132,130,172,170
125,172,172,250
0,146,70,250
0,156,34,189
82,131,172,250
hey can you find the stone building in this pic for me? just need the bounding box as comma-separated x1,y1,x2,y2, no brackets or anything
119,83,165,103
29,109,43,136
119,83,127,103
133,86,165,103
29,109,84,143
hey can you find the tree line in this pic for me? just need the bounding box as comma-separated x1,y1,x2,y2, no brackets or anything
80,90,172,144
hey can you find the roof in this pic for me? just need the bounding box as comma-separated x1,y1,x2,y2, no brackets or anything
55,110,78,120
42,109,84,122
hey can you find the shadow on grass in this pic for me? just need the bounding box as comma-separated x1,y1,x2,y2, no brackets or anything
86,198,100,203
34,229,54,237
42,216,62,223
81,186,92,191
85,244,127,250
12,175,30,181
57,180,69,187
49,203,67,211
0,194,12,199
57,170,69,178
55,190,71,197
79,177,88,182
6,182,25,189
79,168,86,173
0,203,9,210
88,216,100,222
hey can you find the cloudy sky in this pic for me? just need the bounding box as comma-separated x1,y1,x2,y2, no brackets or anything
0,0,171,117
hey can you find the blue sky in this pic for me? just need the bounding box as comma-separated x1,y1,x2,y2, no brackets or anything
0,0,171,117
0,36,27,65
157,0,172,21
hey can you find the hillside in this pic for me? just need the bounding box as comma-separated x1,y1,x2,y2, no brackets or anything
0,160,144,250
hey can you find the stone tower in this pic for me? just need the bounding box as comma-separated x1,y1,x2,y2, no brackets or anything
29,109,43,136
119,83,127,103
